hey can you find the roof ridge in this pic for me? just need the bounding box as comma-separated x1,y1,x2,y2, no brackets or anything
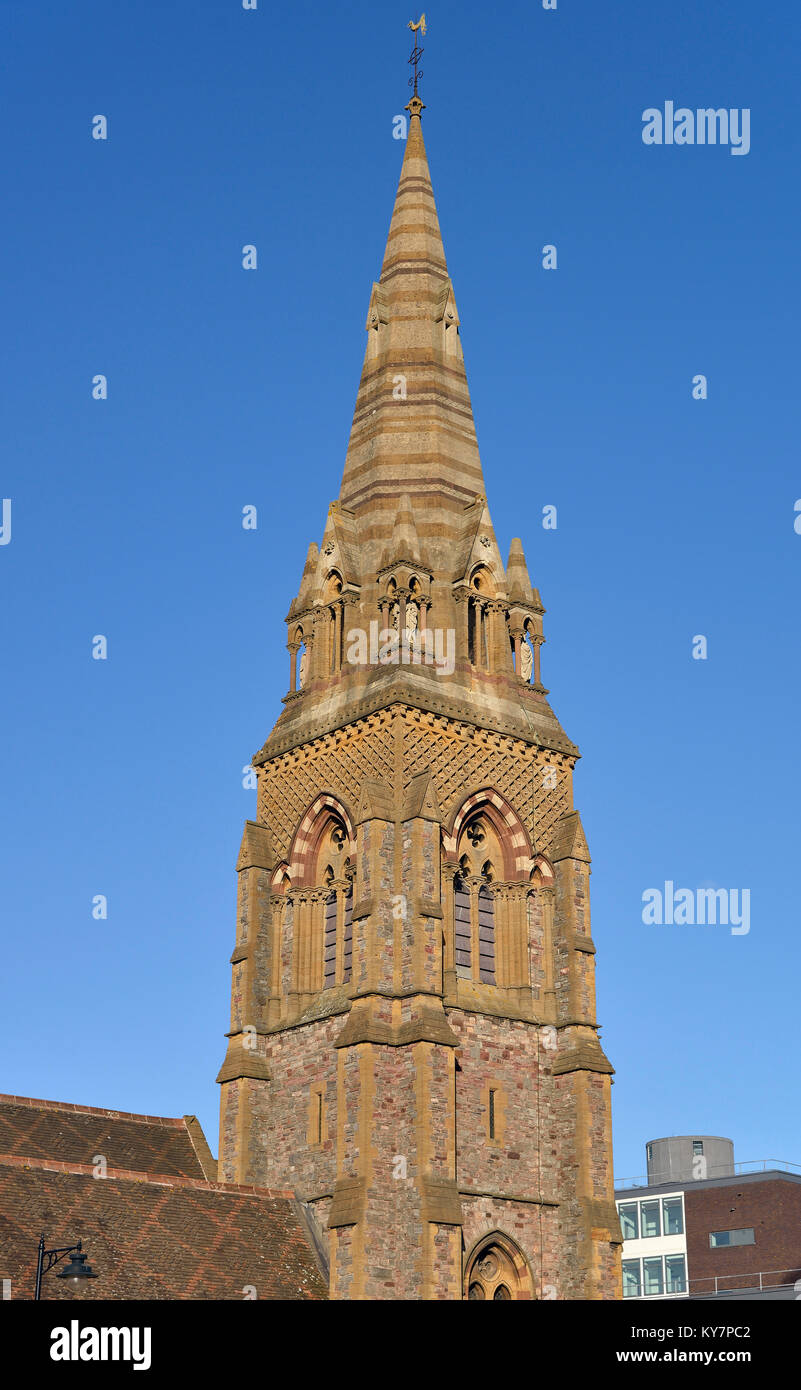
0,1094,187,1128
0,1151,294,1198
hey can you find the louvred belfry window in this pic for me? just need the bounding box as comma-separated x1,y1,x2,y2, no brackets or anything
323,891,337,988
343,881,353,984
313,816,356,992
454,874,472,978
478,884,496,984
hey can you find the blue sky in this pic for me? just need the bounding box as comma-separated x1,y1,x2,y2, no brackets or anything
1,0,798,1180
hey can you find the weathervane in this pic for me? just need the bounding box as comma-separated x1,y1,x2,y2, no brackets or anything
407,14,426,99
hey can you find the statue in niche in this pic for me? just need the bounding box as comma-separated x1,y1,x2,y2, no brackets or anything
298,645,308,687
519,638,533,682
405,601,418,637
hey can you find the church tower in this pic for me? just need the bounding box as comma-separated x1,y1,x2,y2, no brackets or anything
216,70,621,1300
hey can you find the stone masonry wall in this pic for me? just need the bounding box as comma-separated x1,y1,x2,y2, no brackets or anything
448,1008,564,1296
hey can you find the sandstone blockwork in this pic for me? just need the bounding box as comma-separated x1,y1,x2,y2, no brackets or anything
217,100,622,1300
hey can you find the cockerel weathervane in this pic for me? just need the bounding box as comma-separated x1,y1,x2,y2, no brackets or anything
407,15,426,100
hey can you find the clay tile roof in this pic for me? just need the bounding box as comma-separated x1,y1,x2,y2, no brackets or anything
0,1161,328,1300
0,1096,207,1179
0,1095,327,1300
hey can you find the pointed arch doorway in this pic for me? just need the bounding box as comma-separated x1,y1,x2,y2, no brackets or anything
464,1233,534,1301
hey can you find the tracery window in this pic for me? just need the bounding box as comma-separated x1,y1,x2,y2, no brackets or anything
451,815,497,985
298,811,355,992
446,794,542,993
464,1238,531,1301
320,856,354,990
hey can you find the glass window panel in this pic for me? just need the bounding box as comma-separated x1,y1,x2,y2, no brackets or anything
709,1228,754,1247
731,1228,755,1246
622,1260,641,1298
665,1256,686,1294
641,1200,661,1238
643,1257,664,1296
692,1140,704,1154
618,1203,639,1241
662,1197,684,1236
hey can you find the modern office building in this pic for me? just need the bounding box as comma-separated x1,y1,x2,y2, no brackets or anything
615,1136,801,1300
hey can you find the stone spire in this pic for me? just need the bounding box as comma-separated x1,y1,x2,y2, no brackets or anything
263,77,577,764
338,102,486,576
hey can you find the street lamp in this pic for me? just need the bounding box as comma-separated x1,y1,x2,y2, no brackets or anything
34,1234,98,1300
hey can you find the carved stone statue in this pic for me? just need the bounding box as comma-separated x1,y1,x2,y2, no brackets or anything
519,639,533,682
298,647,308,687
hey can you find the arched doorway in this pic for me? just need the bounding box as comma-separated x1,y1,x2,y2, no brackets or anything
464,1233,533,1300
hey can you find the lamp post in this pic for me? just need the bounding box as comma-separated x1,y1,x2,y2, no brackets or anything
34,1234,98,1300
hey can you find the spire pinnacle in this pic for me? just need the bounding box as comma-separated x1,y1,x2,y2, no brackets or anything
506,538,535,604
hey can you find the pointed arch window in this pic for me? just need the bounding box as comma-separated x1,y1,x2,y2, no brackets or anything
308,811,353,992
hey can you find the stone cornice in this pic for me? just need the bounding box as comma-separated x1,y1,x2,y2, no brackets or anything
444,995,538,1023
459,1187,560,1208
376,558,432,582
284,603,317,626
334,1008,460,1050
256,694,577,765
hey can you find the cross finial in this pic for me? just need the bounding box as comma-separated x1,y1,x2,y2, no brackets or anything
407,14,427,110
